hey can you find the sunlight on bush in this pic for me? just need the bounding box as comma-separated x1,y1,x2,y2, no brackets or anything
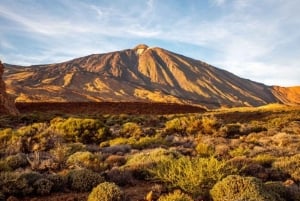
253,154,276,167
119,122,143,138
229,146,249,157
273,154,300,182
195,142,215,157
67,169,104,192
51,117,111,143
88,182,124,201
149,156,236,198
158,190,193,201
126,148,180,169
210,175,280,201
66,151,107,172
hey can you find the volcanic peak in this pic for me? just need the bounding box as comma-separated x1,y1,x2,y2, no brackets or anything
134,44,149,55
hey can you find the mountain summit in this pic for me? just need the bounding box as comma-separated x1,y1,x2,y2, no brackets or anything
3,45,300,108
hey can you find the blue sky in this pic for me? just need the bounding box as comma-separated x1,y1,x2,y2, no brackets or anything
0,0,299,86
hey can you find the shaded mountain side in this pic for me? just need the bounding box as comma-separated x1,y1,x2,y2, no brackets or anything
3,44,299,108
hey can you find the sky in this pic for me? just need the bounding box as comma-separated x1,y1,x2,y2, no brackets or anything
0,0,299,87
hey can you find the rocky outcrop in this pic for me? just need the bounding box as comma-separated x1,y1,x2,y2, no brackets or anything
0,60,19,115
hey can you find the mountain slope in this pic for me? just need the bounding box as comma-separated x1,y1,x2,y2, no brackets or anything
3,44,299,108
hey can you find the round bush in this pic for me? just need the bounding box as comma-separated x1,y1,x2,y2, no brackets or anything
264,181,288,201
19,171,42,186
5,153,28,169
33,178,53,195
47,174,66,192
67,169,104,192
158,190,193,201
210,175,279,201
0,172,33,196
88,182,124,201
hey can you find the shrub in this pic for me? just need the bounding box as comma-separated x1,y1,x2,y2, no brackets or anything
87,182,124,201
149,156,236,198
33,178,53,195
0,128,14,146
195,143,215,157
273,154,300,182
67,169,104,192
253,154,276,167
126,148,180,169
131,135,166,149
201,115,217,134
219,123,241,137
51,117,110,144
106,167,134,186
0,160,11,171
0,172,33,196
19,171,42,186
47,174,66,192
119,122,143,138
5,153,28,169
264,181,289,201
158,190,193,201
164,117,189,135
210,175,280,201
105,155,126,168
66,151,107,172
229,146,249,157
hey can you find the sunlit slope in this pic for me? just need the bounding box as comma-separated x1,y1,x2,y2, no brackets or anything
4,44,298,108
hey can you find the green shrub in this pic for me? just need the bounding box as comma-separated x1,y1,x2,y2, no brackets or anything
119,122,143,138
210,175,280,201
88,182,124,201
0,128,14,146
46,174,66,192
33,178,53,195
253,154,276,167
229,146,249,157
0,160,11,171
149,156,236,198
201,115,217,134
51,117,110,143
158,190,193,201
164,115,218,136
17,123,48,137
5,153,28,169
264,181,289,201
0,172,33,196
220,123,241,137
67,169,104,192
126,148,180,169
131,135,166,149
195,143,215,157
273,154,300,182
164,117,190,135
106,167,133,186
19,171,42,186
66,151,107,172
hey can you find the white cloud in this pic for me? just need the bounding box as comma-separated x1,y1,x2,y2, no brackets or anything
211,0,227,6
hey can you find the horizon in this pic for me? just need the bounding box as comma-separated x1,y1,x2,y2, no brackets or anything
0,0,300,87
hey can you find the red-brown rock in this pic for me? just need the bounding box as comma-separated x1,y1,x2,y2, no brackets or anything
0,60,19,115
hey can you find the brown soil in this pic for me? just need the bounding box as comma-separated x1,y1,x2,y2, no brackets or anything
16,102,206,115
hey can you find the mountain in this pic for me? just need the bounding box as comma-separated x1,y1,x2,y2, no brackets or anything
3,44,300,109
